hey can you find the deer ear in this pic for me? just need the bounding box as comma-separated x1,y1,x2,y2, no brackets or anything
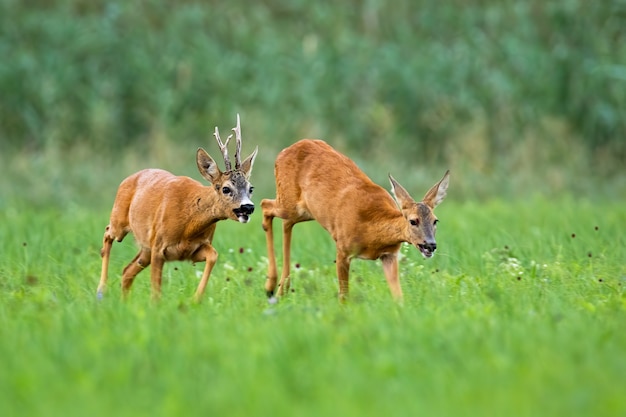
197,148,222,183
389,174,416,209
422,170,450,209
239,146,258,179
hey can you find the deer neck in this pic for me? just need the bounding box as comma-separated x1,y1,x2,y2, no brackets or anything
358,207,409,247
381,211,411,245
351,209,408,260
193,186,229,223
356,195,411,245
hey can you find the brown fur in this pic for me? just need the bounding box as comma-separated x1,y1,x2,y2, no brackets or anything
97,117,257,301
262,139,449,301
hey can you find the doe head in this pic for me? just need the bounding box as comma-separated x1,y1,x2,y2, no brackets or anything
389,170,450,258
196,114,258,223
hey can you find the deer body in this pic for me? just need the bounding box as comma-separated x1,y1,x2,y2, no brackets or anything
262,139,449,301
97,115,257,301
110,169,225,260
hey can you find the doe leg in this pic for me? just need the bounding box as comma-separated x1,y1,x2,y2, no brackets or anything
276,221,295,296
261,199,278,297
336,250,352,302
381,253,403,302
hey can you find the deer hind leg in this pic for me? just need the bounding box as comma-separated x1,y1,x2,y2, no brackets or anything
97,225,115,299
261,199,278,296
98,223,131,299
262,198,310,298
192,244,218,303
276,220,295,296
120,247,151,299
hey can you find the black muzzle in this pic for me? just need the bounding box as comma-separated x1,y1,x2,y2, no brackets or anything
234,204,255,217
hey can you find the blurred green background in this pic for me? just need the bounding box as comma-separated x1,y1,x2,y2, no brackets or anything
1,3,625,416
1,0,624,207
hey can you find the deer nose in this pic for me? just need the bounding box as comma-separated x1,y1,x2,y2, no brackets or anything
238,204,255,215
423,242,437,252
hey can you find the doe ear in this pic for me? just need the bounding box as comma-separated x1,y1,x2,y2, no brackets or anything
422,170,450,209
196,148,222,183
389,174,416,209
239,146,258,179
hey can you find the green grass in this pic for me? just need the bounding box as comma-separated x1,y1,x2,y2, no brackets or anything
2,2,624,414
1,199,624,417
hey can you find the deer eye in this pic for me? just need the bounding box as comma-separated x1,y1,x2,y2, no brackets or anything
434,219,439,226
410,219,419,226
249,186,254,194
222,186,231,195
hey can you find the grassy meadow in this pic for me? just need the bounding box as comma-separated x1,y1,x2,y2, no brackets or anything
0,189,625,417
2,1,626,416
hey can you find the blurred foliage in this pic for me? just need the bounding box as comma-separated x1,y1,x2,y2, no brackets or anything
0,0,624,173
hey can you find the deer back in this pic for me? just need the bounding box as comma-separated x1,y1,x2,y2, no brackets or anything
275,140,403,245
110,170,214,255
274,139,449,260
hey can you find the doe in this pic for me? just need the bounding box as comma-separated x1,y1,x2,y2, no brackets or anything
97,115,258,301
261,139,449,301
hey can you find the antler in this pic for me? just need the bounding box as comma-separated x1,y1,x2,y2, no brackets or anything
232,113,242,170
213,124,233,172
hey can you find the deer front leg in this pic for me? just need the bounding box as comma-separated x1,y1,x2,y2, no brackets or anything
381,253,403,301
192,245,218,303
149,253,165,302
261,199,278,297
336,250,352,302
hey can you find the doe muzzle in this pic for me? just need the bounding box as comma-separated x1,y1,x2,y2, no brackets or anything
417,241,437,258
423,242,437,252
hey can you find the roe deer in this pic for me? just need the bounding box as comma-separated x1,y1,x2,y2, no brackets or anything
261,139,449,301
97,115,258,301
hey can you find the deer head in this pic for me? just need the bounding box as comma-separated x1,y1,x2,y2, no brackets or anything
196,114,258,223
389,170,450,258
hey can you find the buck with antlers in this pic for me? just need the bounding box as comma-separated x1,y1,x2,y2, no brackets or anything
261,139,449,301
97,115,258,301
